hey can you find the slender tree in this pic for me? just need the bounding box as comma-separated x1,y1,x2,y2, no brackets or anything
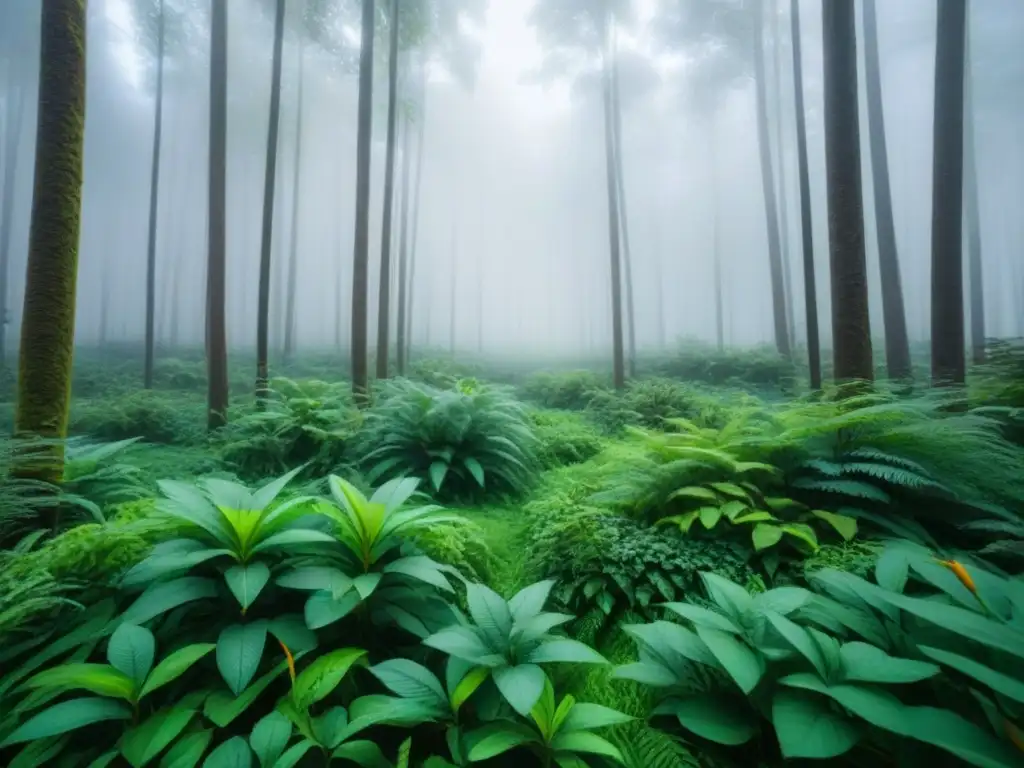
283,39,305,363
771,0,796,348
395,110,413,374
790,0,820,388
15,0,88,501
206,0,229,428
823,0,873,382
350,0,375,401
601,9,625,390
753,0,791,359
609,27,636,377
403,68,427,373
0,63,27,368
449,221,457,356
964,26,985,364
143,0,166,388
255,0,286,404
375,0,401,380
930,0,968,386
862,0,912,380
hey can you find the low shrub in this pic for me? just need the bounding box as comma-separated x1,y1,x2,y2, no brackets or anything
586,377,732,434
518,369,611,410
69,390,203,445
529,408,605,468
649,340,796,387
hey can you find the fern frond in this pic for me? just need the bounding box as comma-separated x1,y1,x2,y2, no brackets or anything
791,477,892,504
614,724,700,768
839,462,947,494
800,458,843,477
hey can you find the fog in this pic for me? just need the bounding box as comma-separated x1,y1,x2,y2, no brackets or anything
2,0,1023,361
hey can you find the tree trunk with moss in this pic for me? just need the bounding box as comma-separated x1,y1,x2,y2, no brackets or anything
206,0,229,429
15,0,88,513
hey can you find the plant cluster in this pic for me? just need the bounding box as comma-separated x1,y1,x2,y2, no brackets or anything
528,409,605,469
517,370,610,412
354,379,539,502
647,342,796,388
70,391,205,446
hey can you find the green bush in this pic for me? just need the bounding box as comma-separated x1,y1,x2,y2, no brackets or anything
530,409,605,469
649,340,796,387
518,369,611,410
69,390,203,445
355,377,540,501
216,377,357,481
584,378,732,435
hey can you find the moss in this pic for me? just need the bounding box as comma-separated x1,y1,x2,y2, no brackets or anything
802,540,883,581
412,519,495,583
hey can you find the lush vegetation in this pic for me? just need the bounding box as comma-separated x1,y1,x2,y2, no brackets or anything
1,349,1023,767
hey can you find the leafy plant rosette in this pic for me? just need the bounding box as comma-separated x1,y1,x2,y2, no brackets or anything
614,546,1024,766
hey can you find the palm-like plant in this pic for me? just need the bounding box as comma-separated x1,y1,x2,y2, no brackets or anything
356,379,539,499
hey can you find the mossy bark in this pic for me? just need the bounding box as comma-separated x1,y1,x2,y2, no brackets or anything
15,0,88,500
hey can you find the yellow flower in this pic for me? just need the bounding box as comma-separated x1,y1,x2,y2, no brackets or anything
278,638,296,685
937,559,977,596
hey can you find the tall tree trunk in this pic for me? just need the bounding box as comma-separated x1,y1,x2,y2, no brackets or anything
930,0,968,386
15,0,87,507
283,39,304,363
169,252,181,348
709,126,725,351
143,0,165,389
395,111,412,374
601,12,625,390
823,0,873,382
610,27,636,377
790,0,821,389
375,0,401,380
476,256,483,354
862,0,912,380
350,0,375,401
653,233,666,349
964,27,984,364
99,258,111,348
255,0,286,403
771,0,796,348
753,0,792,359
0,67,26,369
449,222,457,356
403,71,427,371
206,0,229,429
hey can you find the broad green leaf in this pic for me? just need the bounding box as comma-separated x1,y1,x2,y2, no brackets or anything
293,648,368,706
122,549,233,588
429,461,449,492
839,642,940,684
204,661,289,727
466,583,514,649
140,644,216,699
765,611,828,678
251,529,336,554
622,621,717,669
701,573,753,618
305,590,362,630
202,736,253,768
779,673,908,734
559,703,633,732
450,666,489,713
526,639,607,665
25,663,135,700
275,567,351,593
903,705,1024,768
8,736,71,768
699,506,723,529
217,623,268,696
249,712,292,768
268,740,314,768
493,664,547,716
267,615,318,655
508,580,555,622
781,523,819,551
662,603,741,634
86,750,120,768
383,556,455,592
753,586,812,616
107,623,156,687
159,729,213,768
251,467,303,511
695,626,763,694
810,510,858,541
668,486,719,504
119,578,218,626
423,626,506,666
466,724,537,761
120,705,197,768
352,573,382,599
612,660,680,687
549,731,624,760
772,689,860,759
370,659,446,703
0,698,133,746
654,695,757,746
463,457,486,487
919,645,1024,704
225,564,271,612
331,740,389,767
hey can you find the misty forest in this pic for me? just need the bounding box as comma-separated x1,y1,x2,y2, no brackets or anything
2,0,1024,765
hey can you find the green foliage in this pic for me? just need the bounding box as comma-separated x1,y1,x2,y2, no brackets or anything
529,409,605,469
217,378,358,481
355,378,540,501
649,341,797,388
586,378,731,435
61,438,151,519
518,370,610,411
411,517,495,583
69,391,204,445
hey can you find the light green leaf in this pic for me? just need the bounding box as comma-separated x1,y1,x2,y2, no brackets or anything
225,564,271,612
251,529,336,554
429,461,449,492
526,639,607,665
25,663,135,701
204,661,289,728
810,510,858,541
423,626,506,666
772,689,860,759
107,623,156,687
463,457,485,487
466,583,514,649
352,573,382,600
450,666,489,713
305,590,362,630
466,724,537,761
369,659,446,704
267,615,318,655
140,644,216,699
119,578,218,626
699,506,723,529
331,740,389,767
159,729,213,768
919,645,1024,704
293,648,368,706
249,712,292,768
559,703,633,732
121,705,197,768
383,556,454,592
0,698,133,746
695,626,763,694
508,580,555,622
839,642,940,684
217,623,268,696
765,611,828,678
268,740,314,768
752,523,783,551
903,705,1024,768
654,695,758,746
779,673,908,733
202,736,252,768
701,573,753,618
493,664,547,716
549,731,624,760
275,567,351,593
662,603,741,633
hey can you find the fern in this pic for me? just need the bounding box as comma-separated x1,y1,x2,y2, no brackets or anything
837,461,946,493
614,724,700,768
789,477,892,504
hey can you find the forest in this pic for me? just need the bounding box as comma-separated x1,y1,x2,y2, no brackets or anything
1,0,1023,766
